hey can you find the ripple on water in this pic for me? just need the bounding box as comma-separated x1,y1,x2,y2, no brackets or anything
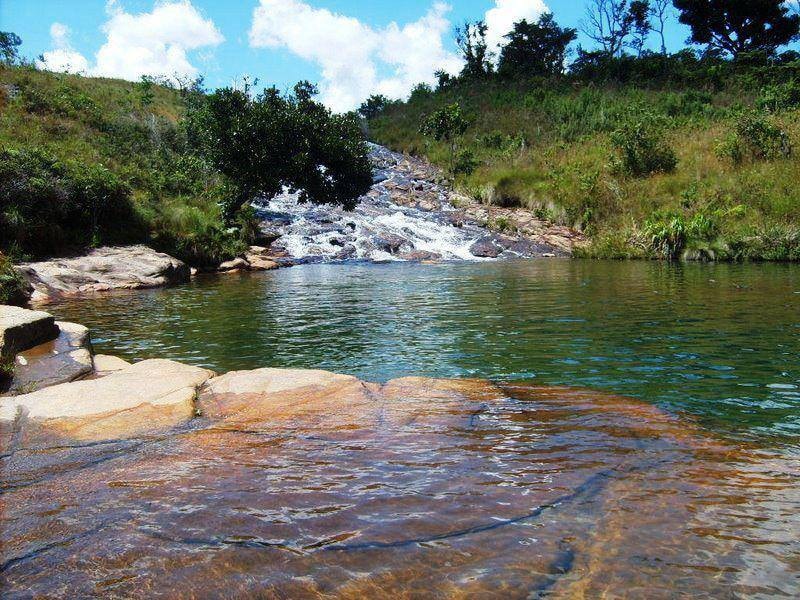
2,378,799,597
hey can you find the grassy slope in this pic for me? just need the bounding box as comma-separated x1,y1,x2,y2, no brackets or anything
369,79,800,260
0,65,234,265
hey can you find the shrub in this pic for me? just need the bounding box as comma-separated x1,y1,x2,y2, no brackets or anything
0,252,29,306
757,80,800,112
0,147,141,257
453,149,479,175
644,212,687,259
610,112,678,177
716,110,792,163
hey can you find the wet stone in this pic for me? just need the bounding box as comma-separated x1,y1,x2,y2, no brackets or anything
1,370,797,598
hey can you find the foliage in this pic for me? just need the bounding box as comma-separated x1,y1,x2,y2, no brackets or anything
358,94,390,119
610,111,678,176
0,31,21,64
716,110,792,163
0,252,28,306
498,14,578,78
757,80,800,112
0,147,141,257
674,0,800,58
186,81,372,224
582,0,643,57
644,211,687,259
420,103,470,174
455,21,493,79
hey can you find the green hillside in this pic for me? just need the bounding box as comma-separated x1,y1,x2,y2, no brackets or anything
0,64,243,267
368,58,800,261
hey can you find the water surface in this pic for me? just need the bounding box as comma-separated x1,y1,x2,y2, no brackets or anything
51,260,800,443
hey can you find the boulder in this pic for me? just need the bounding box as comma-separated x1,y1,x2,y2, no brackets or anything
399,250,442,262
1,359,214,448
198,368,377,425
0,306,59,361
469,237,503,258
16,245,189,304
7,322,93,394
92,354,132,378
217,257,250,272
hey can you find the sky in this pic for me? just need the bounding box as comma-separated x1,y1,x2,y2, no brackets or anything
2,0,697,111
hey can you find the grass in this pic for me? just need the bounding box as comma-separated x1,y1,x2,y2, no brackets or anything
369,76,800,261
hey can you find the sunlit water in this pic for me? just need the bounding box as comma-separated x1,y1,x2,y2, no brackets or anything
51,259,800,443
4,260,800,598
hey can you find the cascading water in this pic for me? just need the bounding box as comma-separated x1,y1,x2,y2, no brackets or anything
253,144,560,263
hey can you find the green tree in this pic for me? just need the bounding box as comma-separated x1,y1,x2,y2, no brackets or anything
0,31,22,64
358,94,389,119
420,103,469,174
498,14,578,78
187,82,373,224
137,75,155,108
455,21,493,78
673,0,800,58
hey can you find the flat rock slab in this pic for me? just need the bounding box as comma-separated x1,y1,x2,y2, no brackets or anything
3,372,797,598
15,245,190,304
7,322,93,395
0,306,59,360
91,354,132,378
0,359,214,451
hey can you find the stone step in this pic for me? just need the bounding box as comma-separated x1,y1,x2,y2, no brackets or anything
8,322,93,394
0,305,59,362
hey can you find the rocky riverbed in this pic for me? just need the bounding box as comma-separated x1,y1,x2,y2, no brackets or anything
257,144,586,262
1,305,799,598
11,145,586,305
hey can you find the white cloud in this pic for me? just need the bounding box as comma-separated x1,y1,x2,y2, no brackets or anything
484,0,549,55
37,23,90,74
39,1,223,82
249,0,461,111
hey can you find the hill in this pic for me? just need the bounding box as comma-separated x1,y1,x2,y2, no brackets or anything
0,64,245,268
367,58,800,261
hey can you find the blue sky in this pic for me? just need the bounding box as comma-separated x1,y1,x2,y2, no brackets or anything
2,0,693,109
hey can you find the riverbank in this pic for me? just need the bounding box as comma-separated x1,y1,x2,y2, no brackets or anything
2,303,798,597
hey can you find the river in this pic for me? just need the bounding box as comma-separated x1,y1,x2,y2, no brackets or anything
5,259,799,598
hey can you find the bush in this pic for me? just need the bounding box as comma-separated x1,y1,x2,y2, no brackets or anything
0,147,141,257
0,252,28,306
716,110,792,163
757,80,800,112
644,212,687,259
610,112,678,177
453,149,479,175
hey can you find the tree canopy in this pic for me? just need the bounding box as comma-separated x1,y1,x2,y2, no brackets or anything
674,0,800,58
0,32,22,64
498,14,578,77
187,82,372,223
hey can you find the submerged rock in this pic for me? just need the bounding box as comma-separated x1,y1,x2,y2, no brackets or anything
3,366,796,598
15,245,190,304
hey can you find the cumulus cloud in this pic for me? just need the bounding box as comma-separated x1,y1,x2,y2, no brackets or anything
38,1,223,82
249,0,461,111
484,0,549,54
37,23,90,74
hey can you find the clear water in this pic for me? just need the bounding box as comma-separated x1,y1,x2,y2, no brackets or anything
50,259,800,444
7,259,800,597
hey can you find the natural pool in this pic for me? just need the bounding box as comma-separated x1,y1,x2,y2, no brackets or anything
5,259,798,598
52,259,800,444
